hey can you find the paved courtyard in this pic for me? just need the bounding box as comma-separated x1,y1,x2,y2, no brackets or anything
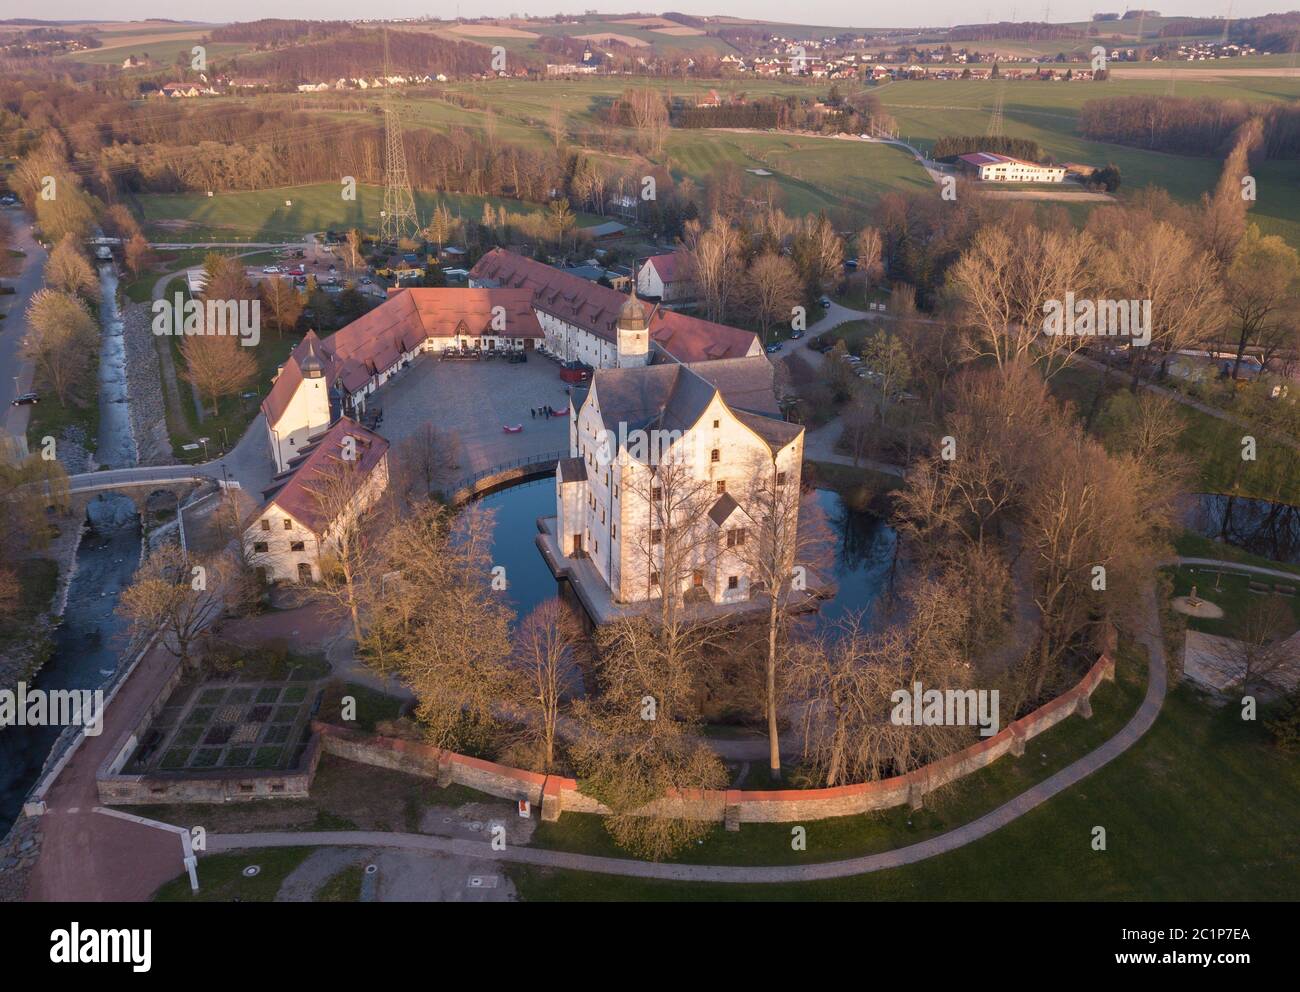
376,353,575,478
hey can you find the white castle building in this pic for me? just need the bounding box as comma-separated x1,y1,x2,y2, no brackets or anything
470,249,760,368
549,345,805,608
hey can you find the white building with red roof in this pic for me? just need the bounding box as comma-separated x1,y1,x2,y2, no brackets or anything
261,287,541,472
243,417,390,584
636,253,697,306
470,249,758,368
956,152,1066,183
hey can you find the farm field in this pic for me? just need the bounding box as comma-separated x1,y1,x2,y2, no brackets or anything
875,77,1300,248
133,183,607,243
665,130,933,219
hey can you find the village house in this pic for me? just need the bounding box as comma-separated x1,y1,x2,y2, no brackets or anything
550,354,803,607
470,249,760,369
243,417,390,584
635,254,696,307
261,288,541,472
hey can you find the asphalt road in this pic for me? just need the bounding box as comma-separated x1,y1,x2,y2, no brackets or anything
1,207,48,441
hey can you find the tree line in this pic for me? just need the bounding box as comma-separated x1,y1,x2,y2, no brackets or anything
931,135,1045,162
1080,95,1300,160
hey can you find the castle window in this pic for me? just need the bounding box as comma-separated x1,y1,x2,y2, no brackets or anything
290,541,305,552
651,486,661,503
650,571,660,586
777,472,787,485
728,576,739,590
716,481,726,494
253,542,269,553
612,524,616,539
711,449,720,462
727,528,747,548
651,529,662,545
261,519,270,531
284,519,293,530
713,419,719,428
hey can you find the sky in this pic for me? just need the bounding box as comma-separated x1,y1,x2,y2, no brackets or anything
13,3,1290,31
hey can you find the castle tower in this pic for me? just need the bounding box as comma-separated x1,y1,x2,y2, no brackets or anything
616,287,651,368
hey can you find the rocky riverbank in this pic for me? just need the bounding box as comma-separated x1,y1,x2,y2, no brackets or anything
123,302,175,466
0,814,42,901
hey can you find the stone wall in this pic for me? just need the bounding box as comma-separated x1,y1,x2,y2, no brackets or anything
312,652,1117,827
97,735,322,805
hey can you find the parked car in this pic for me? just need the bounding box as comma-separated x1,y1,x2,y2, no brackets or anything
262,265,281,274
790,328,805,340
0,194,17,206
818,296,832,308
10,392,39,407
765,342,783,354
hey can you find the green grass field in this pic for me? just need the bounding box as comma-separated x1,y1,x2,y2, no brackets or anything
135,182,610,244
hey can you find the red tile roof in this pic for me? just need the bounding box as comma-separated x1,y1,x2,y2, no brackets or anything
261,288,541,428
646,253,688,284
258,417,389,535
470,249,758,363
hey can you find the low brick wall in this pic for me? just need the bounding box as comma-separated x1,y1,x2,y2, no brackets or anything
314,722,562,812
314,652,1116,826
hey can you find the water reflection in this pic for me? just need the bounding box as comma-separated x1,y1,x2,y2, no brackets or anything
475,479,898,625
1191,494,1300,564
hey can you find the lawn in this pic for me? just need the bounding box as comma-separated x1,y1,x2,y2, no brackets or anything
1163,565,1300,641
1049,362,1300,502
511,673,1300,900
26,384,100,458
315,863,365,902
159,274,303,461
134,183,608,245
154,846,314,902
1173,531,1300,576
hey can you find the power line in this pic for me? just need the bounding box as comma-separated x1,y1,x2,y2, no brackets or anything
378,28,419,245
986,81,1005,138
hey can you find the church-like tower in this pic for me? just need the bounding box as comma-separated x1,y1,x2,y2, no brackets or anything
616,288,651,368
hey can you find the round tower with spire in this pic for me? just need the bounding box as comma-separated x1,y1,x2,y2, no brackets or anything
616,285,651,368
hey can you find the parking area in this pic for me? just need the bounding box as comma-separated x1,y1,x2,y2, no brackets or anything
376,352,576,476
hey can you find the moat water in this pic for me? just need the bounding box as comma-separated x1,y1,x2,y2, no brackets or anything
475,478,898,624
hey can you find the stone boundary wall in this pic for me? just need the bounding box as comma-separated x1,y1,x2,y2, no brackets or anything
97,735,323,805
313,651,1116,827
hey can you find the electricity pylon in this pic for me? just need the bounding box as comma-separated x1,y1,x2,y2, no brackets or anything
378,30,419,245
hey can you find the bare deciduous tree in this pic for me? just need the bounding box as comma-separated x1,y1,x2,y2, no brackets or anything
509,597,587,771
118,544,233,669
571,616,727,860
